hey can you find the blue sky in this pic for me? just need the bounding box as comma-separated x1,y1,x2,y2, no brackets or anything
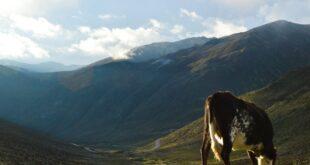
0,0,309,65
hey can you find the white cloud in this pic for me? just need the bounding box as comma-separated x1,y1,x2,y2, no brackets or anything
98,14,113,20
98,14,126,20
10,15,63,39
259,0,310,24
149,19,163,29
70,26,165,58
171,25,184,34
201,19,247,38
0,32,49,59
78,26,91,33
180,8,202,20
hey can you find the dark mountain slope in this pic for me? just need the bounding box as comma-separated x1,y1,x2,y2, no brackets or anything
139,66,310,164
0,21,309,148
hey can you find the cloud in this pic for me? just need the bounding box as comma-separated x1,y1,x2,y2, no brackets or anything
70,16,248,60
171,25,184,34
78,26,91,33
70,26,166,59
201,19,247,38
259,0,310,24
98,14,126,20
149,19,163,29
180,8,202,20
10,15,63,39
99,14,113,20
0,32,49,59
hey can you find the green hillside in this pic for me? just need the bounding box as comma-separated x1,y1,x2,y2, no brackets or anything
138,66,310,164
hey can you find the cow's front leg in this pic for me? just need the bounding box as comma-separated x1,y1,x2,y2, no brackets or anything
247,151,258,165
221,137,232,165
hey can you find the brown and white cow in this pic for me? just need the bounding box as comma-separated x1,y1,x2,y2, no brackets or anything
201,92,276,165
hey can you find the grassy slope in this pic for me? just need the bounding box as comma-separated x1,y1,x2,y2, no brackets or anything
137,66,310,164
0,119,137,165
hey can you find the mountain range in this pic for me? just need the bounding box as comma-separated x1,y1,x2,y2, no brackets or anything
0,20,309,153
0,59,82,72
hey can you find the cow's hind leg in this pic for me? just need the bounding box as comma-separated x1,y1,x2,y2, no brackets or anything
247,151,258,165
221,137,232,165
201,131,211,165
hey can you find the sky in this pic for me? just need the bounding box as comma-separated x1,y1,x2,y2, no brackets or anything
0,0,309,65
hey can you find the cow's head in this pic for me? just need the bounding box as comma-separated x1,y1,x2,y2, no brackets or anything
259,147,277,165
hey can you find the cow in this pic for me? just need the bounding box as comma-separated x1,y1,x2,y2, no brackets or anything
201,91,276,165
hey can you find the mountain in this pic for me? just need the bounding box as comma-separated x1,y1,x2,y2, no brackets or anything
0,59,82,72
127,37,210,62
86,57,115,68
0,20,309,149
139,66,310,164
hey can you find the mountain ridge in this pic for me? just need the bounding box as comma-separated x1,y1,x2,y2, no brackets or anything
0,59,83,72
127,36,210,62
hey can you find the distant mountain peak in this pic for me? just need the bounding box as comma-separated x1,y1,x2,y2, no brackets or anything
249,19,309,33
127,36,210,62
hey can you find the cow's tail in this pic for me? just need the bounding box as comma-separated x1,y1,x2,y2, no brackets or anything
204,97,210,133
206,95,215,123
201,97,212,165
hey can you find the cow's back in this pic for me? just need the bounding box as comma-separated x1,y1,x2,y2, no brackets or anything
207,92,274,152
